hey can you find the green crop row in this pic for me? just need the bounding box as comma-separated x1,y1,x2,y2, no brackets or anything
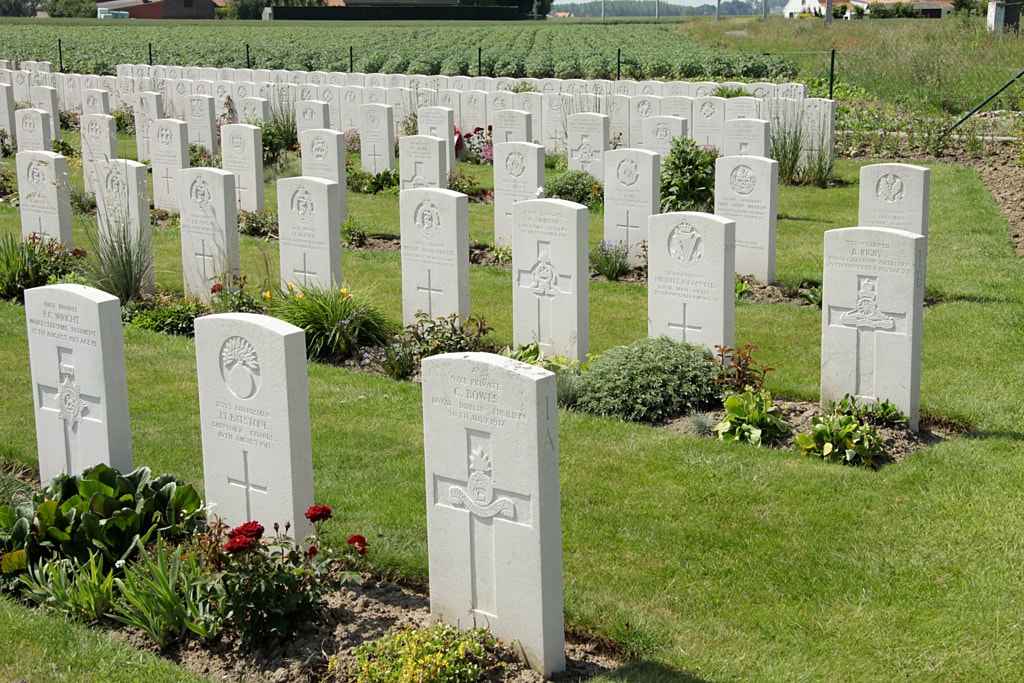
0,19,796,80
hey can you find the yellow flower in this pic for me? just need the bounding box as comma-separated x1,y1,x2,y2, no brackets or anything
340,288,352,299
261,290,272,300
286,282,295,291
295,291,303,300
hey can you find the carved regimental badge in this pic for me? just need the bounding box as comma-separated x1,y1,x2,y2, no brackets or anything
230,132,245,155
157,125,172,147
729,164,757,196
220,336,261,400
700,102,717,119
291,186,315,225
616,158,639,187
27,161,47,186
840,277,895,330
637,99,653,118
414,200,441,239
190,178,211,210
311,136,328,161
21,114,35,135
505,151,526,179
668,221,703,269
57,374,86,427
449,447,514,519
876,173,904,203
366,109,380,129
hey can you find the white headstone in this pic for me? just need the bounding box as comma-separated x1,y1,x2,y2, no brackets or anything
150,118,189,213
418,106,456,174
195,313,315,536
493,141,545,249
277,176,342,290
0,83,14,140
221,123,265,213
25,284,133,484
421,352,564,677
566,112,609,181
604,148,660,264
359,103,395,175
629,95,662,147
15,108,51,152
714,155,778,284
177,168,238,300
299,128,348,224
491,109,532,144
17,150,72,245
399,135,446,190
512,199,589,361
94,159,154,294
648,212,734,351
29,85,59,141
133,91,164,162
339,85,364,131
399,187,470,325
723,118,771,158
821,227,925,430
186,94,218,154
858,163,930,238
724,96,762,121
643,115,686,159
237,96,270,125
541,92,570,153
691,97,726,151
80,113,118,194
512,92,543,145
460,90,488,134
296,99,330,137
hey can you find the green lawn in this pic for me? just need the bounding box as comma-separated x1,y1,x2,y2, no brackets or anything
2,135,1024,681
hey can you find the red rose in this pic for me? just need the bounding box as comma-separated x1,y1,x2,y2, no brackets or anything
347,534,368,555
228,521,264,539
71,248,86,257
224,535,256,554
305,545,318,558
210,283,224,294
305,505,333,523
473,127,483,134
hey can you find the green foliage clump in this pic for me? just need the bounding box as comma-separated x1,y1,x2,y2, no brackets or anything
51,138,76,158
260,109,297,167
829,394,908,429
346,159,400,195
238,210,279,239
712,390,791,447
714,343,773,395
122,293,209,336
46,0,94,17
111,107,135,135
351,623,500,683
501,343,586,409
446,168,479,195
341,216,369,247
188,143,221,169
660,136,717,213
589,240,632,281
360,341,419,381
406,312,495,358
0,464,204,581
69,188,96,215
794,412,885,468
84,221,154,305
713,85,748,99
577,337,718,424
267,285,398,362
544,169,603,210
20,551,116,623
0,234,86,303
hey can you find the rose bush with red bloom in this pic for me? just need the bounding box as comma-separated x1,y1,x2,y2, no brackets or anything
224,535,256,554
347,534,369,555
305,505,332,523
305,545,318,558
210,282,224,294
227,521,264,539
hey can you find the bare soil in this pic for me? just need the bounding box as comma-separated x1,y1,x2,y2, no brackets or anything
115,576,620,682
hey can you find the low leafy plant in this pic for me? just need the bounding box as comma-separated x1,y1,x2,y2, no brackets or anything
0,234,86,303
20,551,115,623
266,285,398,362
58,110,80,133
589,240,632,281
192,506,359,643
361,340,419,381
346,159,400,195
188,143,221,169
713,85,748,98
446,168,479,195
350,623,501,683
340,216,368,247
51,138,76,158
714,343,773,395
712,390,791,447
238,210,279,239
209,275,266,314
109,536,222,648
660,136,717,213
500,343,586,409
544,169,603,210
69,187,97,215
0,464,204,579
735,278,753,301
794,412,884,468
576,337,718,424
406,312,495,358
829,394,908,430
491,242,512,265
122,293,209,336
260,108,298,168
110,107,135,135
0,163,15,200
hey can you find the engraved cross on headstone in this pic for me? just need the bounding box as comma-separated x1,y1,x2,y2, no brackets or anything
666,303,703,343
292,252,317,287
158,166,175,196
516,240,573,348
827,276,906,399
194,239,216,283
233,171,250,206
402,160,426,190
434,430,531,617
615,210,641,249
570,134,594,172
365,143,383,170
36,348,103,476
416,269,444,318
227,449,268,521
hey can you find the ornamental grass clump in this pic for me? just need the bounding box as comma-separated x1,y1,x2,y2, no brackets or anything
266,285,398,363
576,337,718,424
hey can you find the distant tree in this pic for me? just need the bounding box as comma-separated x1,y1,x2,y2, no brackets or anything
892,1,919,16
853,3,864,16
226,0,263,18
952,0,976,12
868,1,890,16
0,0,33,16
520,0,552,16
832,2,846,16
46,0,94,16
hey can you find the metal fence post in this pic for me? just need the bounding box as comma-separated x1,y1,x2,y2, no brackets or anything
478,47,482,77
149,42,153,66
617,48,621,80
349,46,354,73
58,39,63,73
246,43,251,69
829,49,836,100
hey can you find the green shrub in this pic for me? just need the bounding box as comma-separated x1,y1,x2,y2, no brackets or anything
544,169,603,210
238,210,279,239
20,551,115,623
829,394,908,430
260,108,297,168
589,239,632,281
111,107,135,135
69,187,96,215
340,216,368,247
0,234,86,303
446,168,479,195
123,294,209,336
500,343,586,409
713,85,748,98
266,285,398,362
406,312,495,358
0,464,204,579
188,143,221,168
360,340,419,381
351,623,501,683
794,412,884,468
660,136,717,213
577,337,718,424
209,275,266,314
83,221,154,305
712,390,791,447
346,160,400,195
714,343,773,395
0,163,14,201
51,138,76,159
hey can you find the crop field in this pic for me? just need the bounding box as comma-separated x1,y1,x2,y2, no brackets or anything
0,18,797,80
